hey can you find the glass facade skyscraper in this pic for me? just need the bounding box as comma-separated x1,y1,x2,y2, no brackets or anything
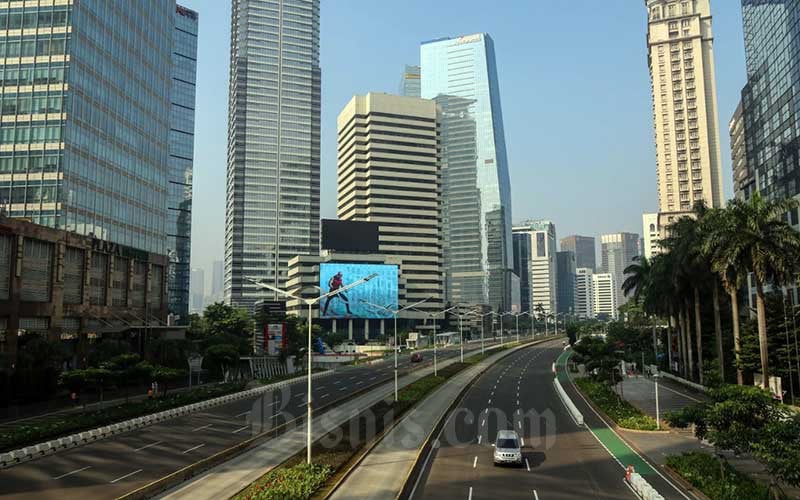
0,0,176,256
399,64,420,97
168,5,198,323
225,0,321,309
420,33,513,310
738,0,800,202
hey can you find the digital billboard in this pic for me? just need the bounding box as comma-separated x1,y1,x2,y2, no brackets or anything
319,263,398,319
321,219,379,253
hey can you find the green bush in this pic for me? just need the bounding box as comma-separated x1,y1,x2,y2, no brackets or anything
236,463,331,500
574,377,658,431
0,382,245,452
666,452,778,500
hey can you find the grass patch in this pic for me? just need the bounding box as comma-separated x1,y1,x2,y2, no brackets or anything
666,452,782,500
236,463,332,500
574,377,658,431
0,382,246,452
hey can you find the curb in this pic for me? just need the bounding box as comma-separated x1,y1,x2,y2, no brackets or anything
0,369,335,469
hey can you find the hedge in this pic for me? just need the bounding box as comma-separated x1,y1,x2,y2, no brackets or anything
574,377,659,431
666,452,780,500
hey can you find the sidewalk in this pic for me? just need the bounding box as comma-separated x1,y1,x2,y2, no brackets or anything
157,339,544,499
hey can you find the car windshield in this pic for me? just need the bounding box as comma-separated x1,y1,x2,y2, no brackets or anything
496,438,518,449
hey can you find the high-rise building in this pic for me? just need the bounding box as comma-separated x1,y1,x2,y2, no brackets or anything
556,251,576,315
645,0,725,227
399,64,421,98
211,260,224,301
642,213,661,260
0,1,177,254
575,268,594,319
224,0,321,310
421,33,513,311
592,273,618,320
601,232,640,307
336,93,443,317
190,267,205,313
738,1,800,203
729,100,750,200
559,235,596,271
513,221,557,316
167,5,199,324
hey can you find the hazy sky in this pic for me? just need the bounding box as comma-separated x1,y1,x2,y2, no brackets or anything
180,0,747,293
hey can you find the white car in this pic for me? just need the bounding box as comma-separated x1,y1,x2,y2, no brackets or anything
493,430,523,466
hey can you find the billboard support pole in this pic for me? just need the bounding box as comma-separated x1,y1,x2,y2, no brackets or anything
459,315,464,362
307,301,312,465
433,315,438,376
394,312,398,402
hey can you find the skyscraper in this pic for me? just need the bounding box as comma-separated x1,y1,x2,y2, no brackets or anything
211,260,224,302
556,251,576,315
729,100,750,200
559,235,596,271
600,232,640,307
645,0,724,227
592,273,618,320
190,267,205,313
224,0,321,309
738,0,800,203
513,221,557,316
337,93,443,317
575,268,594,318
399,64,421,97
421,33,513,310
0,1,176,254
642,213,661,260
167,5,199,324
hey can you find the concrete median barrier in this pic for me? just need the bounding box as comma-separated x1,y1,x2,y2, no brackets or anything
553,377,584,426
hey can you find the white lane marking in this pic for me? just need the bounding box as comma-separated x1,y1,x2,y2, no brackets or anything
236,411,250,418
297,402,307,408
53,465,91,480
526,458,531,472
517,409,521,415
182,443,205,454
518,421,522,429
193,424,212,432
339,386,348,391
321,393,330,398
484,408,489,414
521,437,525,446
534,489,539,500
481,419,486,426
356,381,363,385
294,393,305,398
349,376,357,380
473,456,478,468
478,435,482,444
232,425,249,434
109,468,143,483
487,399,492,405
369,376,376,380
468,486,473,500
333,380,341,384
133,440,162,452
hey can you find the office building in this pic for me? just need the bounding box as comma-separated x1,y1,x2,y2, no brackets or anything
556,251,576,315
738,1,800,202
167,5,199,324
0,1,176,252
190,267,204,312
399,64,420,97
642,213,661,260
211,260,224,302
224,0,321,309
513,220,557,316
646,0,725,229
592,273,618,320
560,235,596,271
601,232,639,307
729,100,750,200
575,268,594,319
421,33,513,311
336,93,442,318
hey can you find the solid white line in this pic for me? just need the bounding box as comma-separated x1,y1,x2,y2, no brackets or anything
468,486,473,500
236,411,250,418
232,425,249,434
182,443,205,454
192,424,212,432
53,465,91,480
133,440,162,452
525,458,531,472
109,468,143,484
473,456,477,468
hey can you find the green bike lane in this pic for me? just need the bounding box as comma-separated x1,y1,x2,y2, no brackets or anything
555,349,692,500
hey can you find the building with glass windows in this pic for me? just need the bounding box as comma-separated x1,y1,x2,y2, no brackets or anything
513,220,557,316
168,5,198,324
600,232,640,308
399,64,420,97
556,251,576,315
225,0,321,310
420,33,513,311
559,235,596,272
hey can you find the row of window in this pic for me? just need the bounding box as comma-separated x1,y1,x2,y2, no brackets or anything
0,65,65,86
0,9,69,31
0,37,67,58
1,94,62,115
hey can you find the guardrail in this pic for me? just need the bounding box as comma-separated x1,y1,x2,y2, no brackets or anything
0,369,335,469
658,371,708,393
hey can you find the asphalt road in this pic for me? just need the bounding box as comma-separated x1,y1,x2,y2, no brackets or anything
0,338,511,500
413,342,638,500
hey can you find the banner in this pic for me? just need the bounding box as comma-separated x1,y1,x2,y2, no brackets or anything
266,323,286,356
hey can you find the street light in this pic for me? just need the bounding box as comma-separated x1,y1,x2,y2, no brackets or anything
247,272,377,465
501,312,515,344
490,311,505,346
519,311,533,339
413,304,458,376
467,309,494,355
360,296,432,402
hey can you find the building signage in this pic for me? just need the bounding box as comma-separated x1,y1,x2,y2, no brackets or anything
266,323,286,356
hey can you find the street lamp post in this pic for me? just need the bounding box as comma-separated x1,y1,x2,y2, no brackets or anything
467,310,493,355
360,297,432,402
413,305,458,377
247,273,377,465
501,312,515,344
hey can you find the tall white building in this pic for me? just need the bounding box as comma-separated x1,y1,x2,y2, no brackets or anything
592,273,618,320
646,0,724,230
601,232,640,308
575,268,594,319
512,221,557,316
642,213,661,260
337,93,443,317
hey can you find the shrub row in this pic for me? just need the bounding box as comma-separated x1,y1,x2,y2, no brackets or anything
574,377,659,431
666,452,780,500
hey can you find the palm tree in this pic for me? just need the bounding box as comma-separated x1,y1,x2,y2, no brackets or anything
709,194,800,388
622,255,651,304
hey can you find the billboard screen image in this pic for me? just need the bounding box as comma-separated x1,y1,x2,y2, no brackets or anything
319,263,398,319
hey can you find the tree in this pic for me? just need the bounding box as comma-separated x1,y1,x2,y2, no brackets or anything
150,366,185,396
203,344,240,380
203,302,254,339
102,354,148,402
714,194,800,388
622,255,651,305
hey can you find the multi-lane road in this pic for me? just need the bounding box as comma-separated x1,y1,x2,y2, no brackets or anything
411,342,688,500
0,339,506,500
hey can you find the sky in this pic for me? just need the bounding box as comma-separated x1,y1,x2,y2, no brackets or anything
180,0,747,294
